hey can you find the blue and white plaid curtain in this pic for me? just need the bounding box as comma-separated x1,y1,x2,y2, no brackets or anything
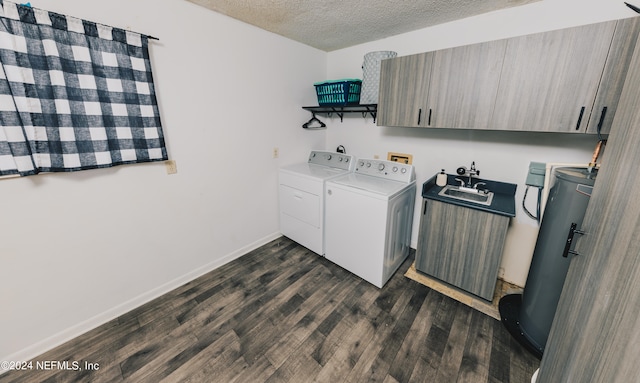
0,1,167,177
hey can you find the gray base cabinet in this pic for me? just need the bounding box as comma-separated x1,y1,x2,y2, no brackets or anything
415,199,509,301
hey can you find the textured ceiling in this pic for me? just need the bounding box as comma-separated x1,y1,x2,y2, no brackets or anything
187,0,540,51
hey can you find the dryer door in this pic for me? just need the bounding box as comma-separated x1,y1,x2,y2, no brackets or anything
279,184,320,228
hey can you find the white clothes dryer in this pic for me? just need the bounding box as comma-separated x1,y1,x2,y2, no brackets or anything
325,159,416,288
279,151,356,255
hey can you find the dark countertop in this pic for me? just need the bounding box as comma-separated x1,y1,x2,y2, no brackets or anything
422,174,517,217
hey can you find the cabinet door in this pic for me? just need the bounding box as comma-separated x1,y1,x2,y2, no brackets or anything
426,40,507,129
377,52,432,127
537,29,640,381
415,199,509,300
586,17,640,135
491,21,617,132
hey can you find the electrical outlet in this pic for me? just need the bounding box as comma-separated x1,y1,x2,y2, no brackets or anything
165,160,177,175
273,147,279,158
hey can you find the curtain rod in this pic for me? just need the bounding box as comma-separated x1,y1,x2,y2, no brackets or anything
13,2,159,41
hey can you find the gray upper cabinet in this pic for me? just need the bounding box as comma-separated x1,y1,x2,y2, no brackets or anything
585,17,640,135
377,40,505,129
377,17,640,134
377,53,432,127
492,20,622,133
426,40,506,129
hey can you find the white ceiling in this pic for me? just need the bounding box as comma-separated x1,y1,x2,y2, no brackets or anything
187,0,541,51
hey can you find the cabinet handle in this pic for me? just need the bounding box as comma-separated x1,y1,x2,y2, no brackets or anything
417,108,422,125
423,200,428,215
575,106,586,131
596,106,608,135
428,109,432,126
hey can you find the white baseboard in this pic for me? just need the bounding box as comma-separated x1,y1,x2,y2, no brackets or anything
1,232,282,371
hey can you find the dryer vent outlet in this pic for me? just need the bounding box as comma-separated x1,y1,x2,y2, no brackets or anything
388,152,413,164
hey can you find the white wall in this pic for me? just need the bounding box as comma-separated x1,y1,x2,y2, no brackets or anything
0,0,325,362
324,0,635,286
2,0,636,365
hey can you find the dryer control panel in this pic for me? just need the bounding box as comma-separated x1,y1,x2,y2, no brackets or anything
308,151,356,171
355,159,415,183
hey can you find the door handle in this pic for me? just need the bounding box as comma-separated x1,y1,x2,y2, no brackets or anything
417,108,422,125
596,106,608,135
562,222,585,258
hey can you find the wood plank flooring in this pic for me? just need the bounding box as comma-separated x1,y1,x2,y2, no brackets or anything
0,237,539,383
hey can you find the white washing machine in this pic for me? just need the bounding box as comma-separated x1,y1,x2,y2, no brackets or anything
325,159,416,288
279,151,356,255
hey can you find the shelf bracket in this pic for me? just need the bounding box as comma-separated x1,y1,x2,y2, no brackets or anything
363,104,377,122
302,104,377,126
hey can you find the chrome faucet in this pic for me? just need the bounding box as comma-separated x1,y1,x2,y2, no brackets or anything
473,182,486,189
468,161,480,186
473,182,488,194
456,161,481,187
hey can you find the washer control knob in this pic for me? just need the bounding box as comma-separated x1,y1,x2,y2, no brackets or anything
393,166,398,172
378,163,385,171
326,154,332,160
401,168,407,174
338,157,343,162
366,162,372,168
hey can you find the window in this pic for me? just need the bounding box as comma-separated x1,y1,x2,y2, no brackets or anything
0,1,166,177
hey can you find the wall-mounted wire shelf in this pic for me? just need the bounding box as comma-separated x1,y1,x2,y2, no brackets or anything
302,104,377,129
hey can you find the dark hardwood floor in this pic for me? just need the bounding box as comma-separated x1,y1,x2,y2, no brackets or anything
0,237,539,383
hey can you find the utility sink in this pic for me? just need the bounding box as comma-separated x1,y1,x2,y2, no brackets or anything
438,185,494,206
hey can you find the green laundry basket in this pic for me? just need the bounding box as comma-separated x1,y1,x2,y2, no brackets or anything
314,79,361,106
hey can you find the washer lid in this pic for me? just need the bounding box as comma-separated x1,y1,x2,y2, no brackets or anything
328,173,414,196
280,162,349,181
